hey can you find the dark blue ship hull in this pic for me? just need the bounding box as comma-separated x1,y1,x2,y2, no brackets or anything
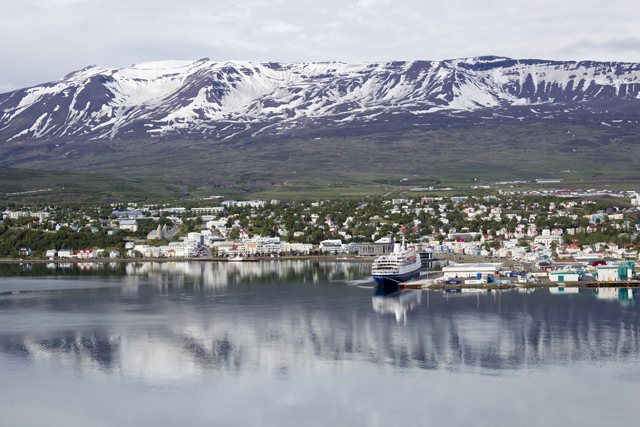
373,268,421,287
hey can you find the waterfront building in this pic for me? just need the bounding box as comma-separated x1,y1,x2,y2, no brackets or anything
358,236,395,257
442,263,503,280
549,270,581,282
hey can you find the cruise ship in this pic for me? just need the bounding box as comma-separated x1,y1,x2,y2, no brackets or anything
371,238,421,286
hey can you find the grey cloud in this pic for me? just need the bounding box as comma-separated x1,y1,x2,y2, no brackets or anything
552,37,640,61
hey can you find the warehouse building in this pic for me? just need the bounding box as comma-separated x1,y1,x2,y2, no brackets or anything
442,263,502,280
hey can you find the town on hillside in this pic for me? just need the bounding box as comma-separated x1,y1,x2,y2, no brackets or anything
2,189,640,282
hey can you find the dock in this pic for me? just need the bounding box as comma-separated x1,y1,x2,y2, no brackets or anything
395,278,640,291
397,273,442,289
583,281,640,288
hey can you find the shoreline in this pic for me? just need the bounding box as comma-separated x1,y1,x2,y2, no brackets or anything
2,258,638,290
403,282,640,290
0,256,377,264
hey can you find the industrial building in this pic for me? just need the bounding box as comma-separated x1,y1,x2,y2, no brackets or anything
549,270,582,282
596,261,635,282
442,263,502,280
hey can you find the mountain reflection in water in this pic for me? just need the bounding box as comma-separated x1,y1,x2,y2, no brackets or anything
1,261,640,426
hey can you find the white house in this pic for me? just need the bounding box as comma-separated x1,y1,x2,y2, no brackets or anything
57,250,75,258
77,249,97,259
534,235,563,246
19,247,31,257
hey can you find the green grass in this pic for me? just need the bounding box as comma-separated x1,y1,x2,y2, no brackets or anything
233,184,390,200
0,166,182,204
3,119,640,203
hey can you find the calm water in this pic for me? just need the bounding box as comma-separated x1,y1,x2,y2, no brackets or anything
1,261,639,426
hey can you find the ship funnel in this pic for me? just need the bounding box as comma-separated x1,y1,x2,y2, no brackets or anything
394,243,402,254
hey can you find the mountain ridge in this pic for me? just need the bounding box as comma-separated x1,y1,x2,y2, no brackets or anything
3,56,640,187
3,56,640,145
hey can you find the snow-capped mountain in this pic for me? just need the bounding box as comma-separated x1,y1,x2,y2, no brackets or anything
3,56,640,143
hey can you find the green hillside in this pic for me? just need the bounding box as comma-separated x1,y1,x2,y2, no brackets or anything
2,119,640,202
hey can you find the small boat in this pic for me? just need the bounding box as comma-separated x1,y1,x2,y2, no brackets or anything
228,254,245,262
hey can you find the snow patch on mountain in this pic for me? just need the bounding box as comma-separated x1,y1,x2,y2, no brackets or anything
4,57,640,142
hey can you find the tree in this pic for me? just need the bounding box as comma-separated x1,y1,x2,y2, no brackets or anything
310,228,325,244
229,228,240,240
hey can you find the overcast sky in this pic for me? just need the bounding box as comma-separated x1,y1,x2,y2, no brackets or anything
2,0,640,92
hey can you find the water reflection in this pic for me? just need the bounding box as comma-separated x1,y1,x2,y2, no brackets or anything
594,287,635,306
1,263,640,401
372,288,421,323
549,287,581,295
546,286,636,306
2,262,640,426
0,260,372,291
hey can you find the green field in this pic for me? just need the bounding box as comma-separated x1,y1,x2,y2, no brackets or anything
2,119,640,203
0,166,393,203
0,167,182,204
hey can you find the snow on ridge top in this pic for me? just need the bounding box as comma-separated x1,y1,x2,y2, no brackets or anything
55,57,640,88
61,65,111,83
449,56,542,68
457,56,513,64
129,60,203,70
116,59,212,81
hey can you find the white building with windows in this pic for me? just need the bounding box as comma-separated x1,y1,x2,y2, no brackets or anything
320,239,344,254
3,211,30,219
288,243,313,254
118,219,138,232
187,232,203,245
534,235,563,246
57,250,74,258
